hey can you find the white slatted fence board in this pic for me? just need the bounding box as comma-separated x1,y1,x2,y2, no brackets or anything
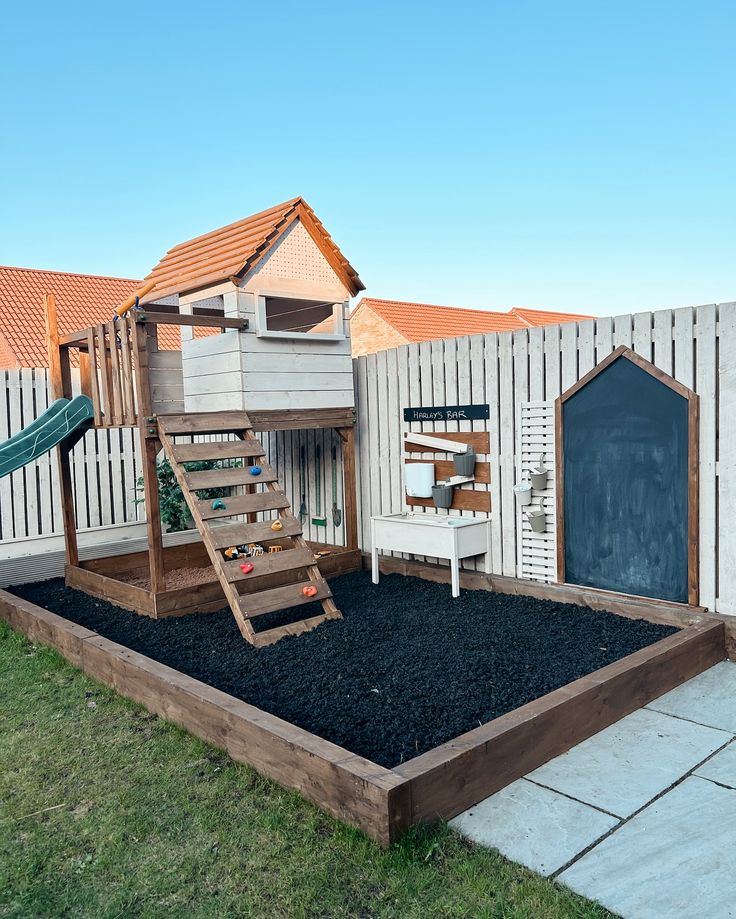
516,400,556,583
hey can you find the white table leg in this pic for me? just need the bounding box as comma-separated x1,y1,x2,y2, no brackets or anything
371,522,380,585
451,557,460,597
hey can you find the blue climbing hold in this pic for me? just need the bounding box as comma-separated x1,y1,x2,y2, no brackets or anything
211,498,226,510
249,465,262,476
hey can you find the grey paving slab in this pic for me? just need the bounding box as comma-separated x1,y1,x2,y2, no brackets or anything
449,778,617,877
694,740,736,788
527,707,731,817
646,660,736,733
560,776,736,919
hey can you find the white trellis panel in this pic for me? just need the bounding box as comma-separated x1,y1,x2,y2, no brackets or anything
516,400,557,583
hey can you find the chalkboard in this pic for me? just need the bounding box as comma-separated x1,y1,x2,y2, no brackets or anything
403,404,490,423
562,356,690,603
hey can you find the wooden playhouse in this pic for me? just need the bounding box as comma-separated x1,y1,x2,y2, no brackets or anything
49,197,366,646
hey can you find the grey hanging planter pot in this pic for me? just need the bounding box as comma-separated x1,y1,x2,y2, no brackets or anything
453,450,477,477
526,497,547,533
432,483,454,509
530,453,548,490
513,482,533,506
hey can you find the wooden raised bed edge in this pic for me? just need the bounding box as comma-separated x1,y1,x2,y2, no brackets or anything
394,620,724,822
0,589,407,846
0,588,725,846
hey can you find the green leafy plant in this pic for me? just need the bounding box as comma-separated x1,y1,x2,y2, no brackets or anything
135,458,238,532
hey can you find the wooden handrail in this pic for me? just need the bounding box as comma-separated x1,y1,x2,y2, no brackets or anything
114,280,157,317
133,311,248,330
59,311,247,348
57,329,90,346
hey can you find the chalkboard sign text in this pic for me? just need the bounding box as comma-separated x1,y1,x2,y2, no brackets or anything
403,404,490,423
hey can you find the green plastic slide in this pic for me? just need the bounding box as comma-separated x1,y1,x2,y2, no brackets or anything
0,396,94,479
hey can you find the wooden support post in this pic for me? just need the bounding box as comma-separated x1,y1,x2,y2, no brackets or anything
246,482,258,524
130,316,166,592
338,426,359,550
140,437,166,592
44,293,79,567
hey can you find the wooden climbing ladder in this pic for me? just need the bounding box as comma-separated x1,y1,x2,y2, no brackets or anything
158,411,342,647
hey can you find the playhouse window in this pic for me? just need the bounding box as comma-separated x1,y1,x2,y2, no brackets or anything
263,297,338,334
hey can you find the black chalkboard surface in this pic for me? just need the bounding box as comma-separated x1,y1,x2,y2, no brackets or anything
562,356,689,603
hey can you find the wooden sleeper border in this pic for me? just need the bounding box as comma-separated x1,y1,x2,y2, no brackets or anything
0,588,725,846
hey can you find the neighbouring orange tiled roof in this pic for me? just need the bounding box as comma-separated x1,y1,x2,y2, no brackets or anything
143,197,365,301
509,306,595,326
0,266,149,368
352,298,592,350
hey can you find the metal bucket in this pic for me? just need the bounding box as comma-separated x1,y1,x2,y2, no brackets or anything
530,468,548,489
530,453,547,490
526,498,547,533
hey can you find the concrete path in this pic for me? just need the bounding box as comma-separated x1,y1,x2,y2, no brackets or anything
450,660,736,919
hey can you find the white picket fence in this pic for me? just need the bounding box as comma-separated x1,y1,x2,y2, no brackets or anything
0,369,347,551
0,369,143,541
3,300,736,616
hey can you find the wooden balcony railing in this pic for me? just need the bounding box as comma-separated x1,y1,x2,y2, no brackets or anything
53,306,248,430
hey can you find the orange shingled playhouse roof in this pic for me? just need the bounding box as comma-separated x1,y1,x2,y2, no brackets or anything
143,197,365,301
355,298,592,346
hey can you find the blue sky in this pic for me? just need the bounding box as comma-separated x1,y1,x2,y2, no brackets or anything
1,1,733,316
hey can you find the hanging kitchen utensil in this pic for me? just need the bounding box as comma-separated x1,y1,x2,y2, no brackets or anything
331,443,342,527
312,442,327,527
299,445,307,523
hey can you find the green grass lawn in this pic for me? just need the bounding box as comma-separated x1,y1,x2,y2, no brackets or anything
0,621,610,918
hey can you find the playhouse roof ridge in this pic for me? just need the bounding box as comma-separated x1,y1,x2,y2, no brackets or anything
143,198,364,301
161,197,303,257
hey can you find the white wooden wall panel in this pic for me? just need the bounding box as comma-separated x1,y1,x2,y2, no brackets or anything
717,304,736,611
497,332,516,575
516,401,556,583
696,305,717,612
484,333,502,574
595,315,613,365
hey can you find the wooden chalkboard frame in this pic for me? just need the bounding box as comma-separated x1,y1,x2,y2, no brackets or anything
555,346,700,607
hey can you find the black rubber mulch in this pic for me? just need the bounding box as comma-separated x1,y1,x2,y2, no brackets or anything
10,571,677,768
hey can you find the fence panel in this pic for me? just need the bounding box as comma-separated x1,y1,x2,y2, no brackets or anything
353,301,736,616
3,302,736,616
0,369,143,541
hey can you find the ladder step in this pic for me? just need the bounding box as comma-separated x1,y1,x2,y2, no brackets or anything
223,547,316,583
252,609,342,647
185,464,278,490
159,411,251,435
210,516,302,549
238,580,331,619
158,419,340,646
199,491,290,520
172,441,265,463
